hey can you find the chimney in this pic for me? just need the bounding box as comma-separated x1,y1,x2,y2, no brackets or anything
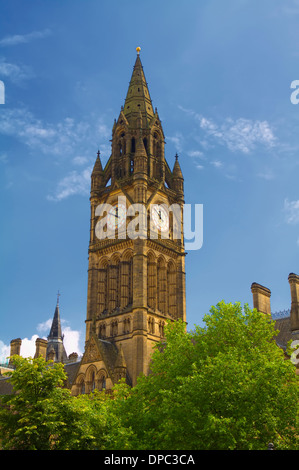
9,338,22,366
288,273,299,332
9,338,22,357
68,352,78,363
34,338,48,359
251,282,271,316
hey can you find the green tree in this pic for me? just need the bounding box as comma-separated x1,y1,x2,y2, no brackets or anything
0,356,97,449
113,302,299,450
1,302,298,450
0,355,134,450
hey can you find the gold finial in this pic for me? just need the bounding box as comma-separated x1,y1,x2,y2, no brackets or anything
136,46,141,55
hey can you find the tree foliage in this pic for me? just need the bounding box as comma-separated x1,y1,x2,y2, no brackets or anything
0,302,298,450
112,302,299,450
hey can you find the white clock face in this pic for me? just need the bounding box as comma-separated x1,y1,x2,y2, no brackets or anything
107,204,126,230
151,205,169,232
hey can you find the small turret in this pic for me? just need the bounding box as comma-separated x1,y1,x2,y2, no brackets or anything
172,154,184,199
91,150,104,193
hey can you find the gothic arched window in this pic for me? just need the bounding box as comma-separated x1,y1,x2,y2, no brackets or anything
147,252,157,309
157,258,166,313
109,257,121,311
167,261,177,318
131,137,135,153
99,322,106,339
91,371,96,391
102,376,106,390
120,254,133,309
79,379,85,395
98,260,108,314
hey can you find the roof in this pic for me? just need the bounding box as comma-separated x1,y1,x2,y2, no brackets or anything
64,361,81,387
0,376,13,396
274,316,298,350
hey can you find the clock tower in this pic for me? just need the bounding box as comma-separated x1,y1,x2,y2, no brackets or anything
72,48,186,394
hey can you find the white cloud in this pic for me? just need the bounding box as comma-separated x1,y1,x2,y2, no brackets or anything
73,156,89,166
0,107,112,200
0,107,110,159
0,153,8,164
284,198,299,224
47,166,93,201
0,29,51,47
0,58,33,83
199,116,276,154
0,340,10,363
20,335,39,358
37,319,52,334
211,160,223,168
167,132,184,153
63,326,82,356
257,169,275,180
178,105,276,154
187,150,204,159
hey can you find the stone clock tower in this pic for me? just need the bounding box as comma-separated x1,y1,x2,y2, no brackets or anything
72,48,186,394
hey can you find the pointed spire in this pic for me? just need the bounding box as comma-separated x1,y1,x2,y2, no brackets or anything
48,297,63,341
173,153,184,179
91,150,104,191
92,150,103,174
123,47,154,125
47,294,68,363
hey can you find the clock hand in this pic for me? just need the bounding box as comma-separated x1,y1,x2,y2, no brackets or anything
154,208,162,219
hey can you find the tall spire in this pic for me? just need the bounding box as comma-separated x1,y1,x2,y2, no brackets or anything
123,47,155,126
48,293,63,340
47,293,68,363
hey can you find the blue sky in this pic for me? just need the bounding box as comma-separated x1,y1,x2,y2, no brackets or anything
1,0,299,360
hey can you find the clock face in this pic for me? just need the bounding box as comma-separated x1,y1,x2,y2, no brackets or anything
107,203,126,230
151,204,169,232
